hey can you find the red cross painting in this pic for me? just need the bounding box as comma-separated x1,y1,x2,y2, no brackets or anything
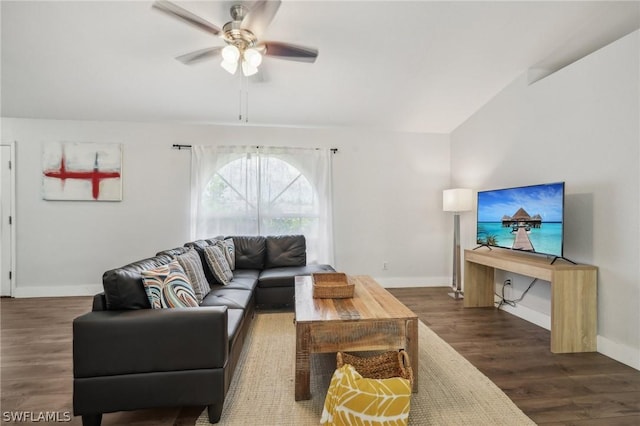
42,142,122,201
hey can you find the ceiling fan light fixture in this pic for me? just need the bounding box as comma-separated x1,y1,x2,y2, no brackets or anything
241,61,259,77
154,1,319,79
221,59,238,75
221,45,240,63
244,48,263,67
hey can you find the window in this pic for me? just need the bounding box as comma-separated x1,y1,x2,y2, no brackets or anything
191,145,334,264
204,156,320,236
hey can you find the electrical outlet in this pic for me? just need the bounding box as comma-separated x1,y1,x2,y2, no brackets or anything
383,261,388,270
503,279,512,298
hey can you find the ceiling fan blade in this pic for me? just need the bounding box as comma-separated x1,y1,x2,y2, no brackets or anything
176,46,223,65
262,42,318,63
241,0,281,38
152,0,221,36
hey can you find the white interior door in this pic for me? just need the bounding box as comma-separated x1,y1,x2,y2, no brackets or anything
1,145,13,296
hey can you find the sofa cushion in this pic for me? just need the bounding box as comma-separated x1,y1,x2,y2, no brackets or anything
176,249,210,302
265,235,306,268
216,239,236,270
258,264,335,289
204,245,233,285
200,289,253,310
231,236,266,269
141,260,199,309
222,269,259,292
102,255,173,310
231,269,260,280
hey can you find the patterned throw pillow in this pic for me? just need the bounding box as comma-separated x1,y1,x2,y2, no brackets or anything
216,239,236,270
176,249,210,302
141,260,199,309
321,364,411,426
204,245,233,285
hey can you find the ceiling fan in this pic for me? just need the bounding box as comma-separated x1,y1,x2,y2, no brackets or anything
152,0,318,77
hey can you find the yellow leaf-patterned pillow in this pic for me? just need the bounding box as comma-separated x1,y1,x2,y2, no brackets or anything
321,364,411,426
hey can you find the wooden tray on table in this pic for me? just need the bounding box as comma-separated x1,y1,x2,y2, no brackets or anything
312,272,354,299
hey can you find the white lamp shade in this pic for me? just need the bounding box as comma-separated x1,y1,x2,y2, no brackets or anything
221,59,238,75
221,45,240,62
443,188,473,212
244,48,263,67
241,61,259,76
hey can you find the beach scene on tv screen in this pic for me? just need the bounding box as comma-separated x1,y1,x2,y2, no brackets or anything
476,183,564,257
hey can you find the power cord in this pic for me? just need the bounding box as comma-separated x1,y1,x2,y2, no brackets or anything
496,279,511,309
495,278,538,308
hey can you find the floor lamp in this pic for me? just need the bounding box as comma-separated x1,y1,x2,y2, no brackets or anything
443,188,473,300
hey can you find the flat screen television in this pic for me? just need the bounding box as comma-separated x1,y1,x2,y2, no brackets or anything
476,182,565,258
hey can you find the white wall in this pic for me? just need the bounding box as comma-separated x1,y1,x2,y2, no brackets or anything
0,120,451,296
451,31,640,369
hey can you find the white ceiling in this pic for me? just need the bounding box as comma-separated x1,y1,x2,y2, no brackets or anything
2,1,639,133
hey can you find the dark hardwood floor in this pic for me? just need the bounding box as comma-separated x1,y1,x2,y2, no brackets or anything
1,287,639,425
388,287,640,425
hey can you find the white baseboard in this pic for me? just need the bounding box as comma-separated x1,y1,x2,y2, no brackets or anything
374,276,449,288
597,335,640,370
498,302,551,330
12,284,102,298
498,301,640,371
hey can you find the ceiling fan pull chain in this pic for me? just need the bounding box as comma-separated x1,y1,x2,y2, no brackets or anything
245,79,249,123
238,86,243,122
238,74,249,123
238,74,244,121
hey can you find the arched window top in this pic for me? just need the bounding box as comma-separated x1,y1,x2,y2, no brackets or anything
203,155,318,235
206,156,315,212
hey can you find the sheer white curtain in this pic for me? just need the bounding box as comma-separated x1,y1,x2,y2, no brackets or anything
190,145,258,238
191,145,334,265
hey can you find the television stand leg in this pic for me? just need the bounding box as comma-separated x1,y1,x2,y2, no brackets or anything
550,256,577,265
473,244,492,251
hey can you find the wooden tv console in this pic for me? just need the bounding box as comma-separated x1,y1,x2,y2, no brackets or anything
463,248,597,353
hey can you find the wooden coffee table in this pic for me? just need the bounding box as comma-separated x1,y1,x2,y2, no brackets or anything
294,275,418,400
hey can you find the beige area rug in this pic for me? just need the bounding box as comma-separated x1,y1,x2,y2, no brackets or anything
196,313,535,425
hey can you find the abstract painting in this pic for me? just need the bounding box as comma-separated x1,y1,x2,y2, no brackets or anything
42,142,122,201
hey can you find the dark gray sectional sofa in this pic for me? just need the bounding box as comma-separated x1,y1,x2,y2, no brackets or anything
72,235,334,425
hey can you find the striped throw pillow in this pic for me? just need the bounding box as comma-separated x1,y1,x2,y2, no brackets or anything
216,239,236,270
141,260,199,309
204,245,233,285
176,249,210,302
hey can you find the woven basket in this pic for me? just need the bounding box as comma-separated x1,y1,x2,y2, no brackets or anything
312,272,354,299
336,350,413,387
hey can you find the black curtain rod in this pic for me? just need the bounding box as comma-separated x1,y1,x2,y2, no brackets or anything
172,144,338,153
